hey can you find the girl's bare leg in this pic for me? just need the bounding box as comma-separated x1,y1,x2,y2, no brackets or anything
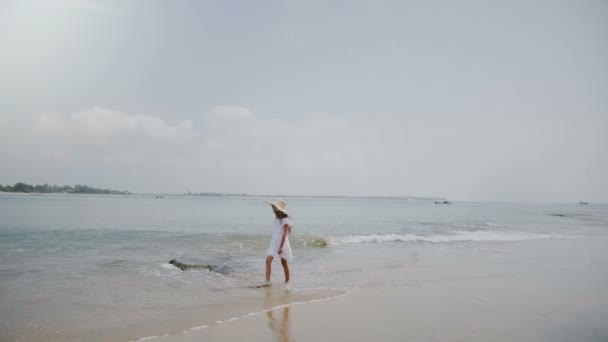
280,258,290,283
265,256,274,282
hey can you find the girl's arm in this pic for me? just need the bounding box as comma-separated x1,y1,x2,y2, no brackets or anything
278,224,289,254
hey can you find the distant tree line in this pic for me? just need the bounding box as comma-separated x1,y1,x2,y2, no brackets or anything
0,182,130,195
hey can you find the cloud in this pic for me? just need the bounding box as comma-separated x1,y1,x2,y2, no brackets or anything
37,107,193,145
30,105,372,194
11,104,604,200
25,105,462,195
194,106,374,194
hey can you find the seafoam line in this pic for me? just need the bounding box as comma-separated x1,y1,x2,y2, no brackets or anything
130,288,351,342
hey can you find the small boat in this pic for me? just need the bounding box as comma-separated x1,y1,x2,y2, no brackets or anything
434,200,452,204
155,195,164,199
579,201,588,205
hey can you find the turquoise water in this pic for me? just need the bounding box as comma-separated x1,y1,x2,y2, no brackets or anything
1,194,606,340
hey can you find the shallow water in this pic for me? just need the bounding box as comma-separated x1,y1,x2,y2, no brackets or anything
0,194,606,341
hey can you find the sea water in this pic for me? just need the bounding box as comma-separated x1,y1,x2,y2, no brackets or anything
1,194,606,341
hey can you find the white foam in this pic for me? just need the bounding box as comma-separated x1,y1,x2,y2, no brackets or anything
189,325,208,331
327,230,572,245
235,289,352,321
130,334,168,342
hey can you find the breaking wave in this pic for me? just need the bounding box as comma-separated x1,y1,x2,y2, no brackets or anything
326,230,571,245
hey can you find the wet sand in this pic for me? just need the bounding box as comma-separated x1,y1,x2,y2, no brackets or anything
159,236,608,342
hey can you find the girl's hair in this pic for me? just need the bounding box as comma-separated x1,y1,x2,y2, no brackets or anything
273,209,291,233
274,211,288,220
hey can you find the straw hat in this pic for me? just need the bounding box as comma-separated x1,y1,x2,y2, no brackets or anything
266,199,289,216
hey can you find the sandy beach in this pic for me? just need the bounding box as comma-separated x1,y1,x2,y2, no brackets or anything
155,235,608,342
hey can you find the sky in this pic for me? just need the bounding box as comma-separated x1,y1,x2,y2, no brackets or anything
0,0,607,202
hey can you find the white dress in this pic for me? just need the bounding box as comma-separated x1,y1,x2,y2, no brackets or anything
267,218,293,262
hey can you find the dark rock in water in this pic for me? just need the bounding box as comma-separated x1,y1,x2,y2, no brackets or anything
579,201,588,205
169,259,230,274
551,213,567,217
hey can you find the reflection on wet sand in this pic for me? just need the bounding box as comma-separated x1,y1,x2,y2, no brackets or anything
267,306,291,342
262,286,293,342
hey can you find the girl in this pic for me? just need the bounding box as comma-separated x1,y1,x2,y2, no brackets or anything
265,199,292,285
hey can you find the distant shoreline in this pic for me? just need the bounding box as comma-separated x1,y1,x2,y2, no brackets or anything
0,182,130,195
182,192,442,201
0,191,600,205
0,190,441,201
0,191,131,196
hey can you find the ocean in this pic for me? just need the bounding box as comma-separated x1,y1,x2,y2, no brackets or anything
1,194,607,341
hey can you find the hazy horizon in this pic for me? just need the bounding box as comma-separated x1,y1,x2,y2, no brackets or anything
1,0,607,202
2,182,603,204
